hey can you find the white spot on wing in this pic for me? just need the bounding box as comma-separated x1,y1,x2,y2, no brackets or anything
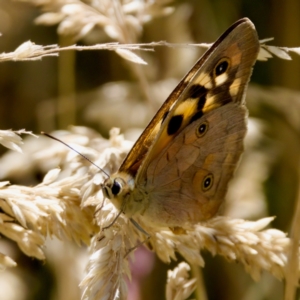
195,72,213,89
204,81,213,89
215,73,228,86
203,94,217,111
174,100,197,116
229,78,242,97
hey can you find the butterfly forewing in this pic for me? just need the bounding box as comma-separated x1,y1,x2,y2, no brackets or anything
137,18,259,182
119,18,259,180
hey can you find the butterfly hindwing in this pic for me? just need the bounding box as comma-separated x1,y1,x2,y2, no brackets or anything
141,103,247,226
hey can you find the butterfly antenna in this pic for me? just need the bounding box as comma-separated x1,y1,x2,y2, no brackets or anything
41,132,110,178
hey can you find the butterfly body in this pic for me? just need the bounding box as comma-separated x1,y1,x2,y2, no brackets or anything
102,18,260,229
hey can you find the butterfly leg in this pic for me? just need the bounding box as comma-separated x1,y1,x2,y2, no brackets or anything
93,198,105,218
102,209,124,230
130,218,151,237
124,218,151,258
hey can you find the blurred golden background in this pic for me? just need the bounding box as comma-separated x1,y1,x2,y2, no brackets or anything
0,0,300,299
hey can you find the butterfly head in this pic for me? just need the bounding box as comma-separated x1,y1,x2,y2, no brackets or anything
102,173,135,211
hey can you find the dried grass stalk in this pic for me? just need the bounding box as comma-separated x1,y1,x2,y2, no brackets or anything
0,127,299,299
166,262,196,300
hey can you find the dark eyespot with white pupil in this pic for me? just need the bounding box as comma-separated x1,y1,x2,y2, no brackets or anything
196,121,209,137
202,174,213,191
215,60,229,76
111,180,122,195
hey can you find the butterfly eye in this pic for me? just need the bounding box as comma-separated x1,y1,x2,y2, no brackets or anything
111,180,122,195
196,121,209,137
214,58,230,77
202,174,214,191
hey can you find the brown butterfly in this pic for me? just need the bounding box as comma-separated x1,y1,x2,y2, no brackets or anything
102,18,260,231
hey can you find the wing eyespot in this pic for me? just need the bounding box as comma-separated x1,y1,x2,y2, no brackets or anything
202,173,214,191
196,121,209,137
214,58,230,77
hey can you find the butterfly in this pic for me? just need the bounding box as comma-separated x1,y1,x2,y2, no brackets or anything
102,18,260,232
